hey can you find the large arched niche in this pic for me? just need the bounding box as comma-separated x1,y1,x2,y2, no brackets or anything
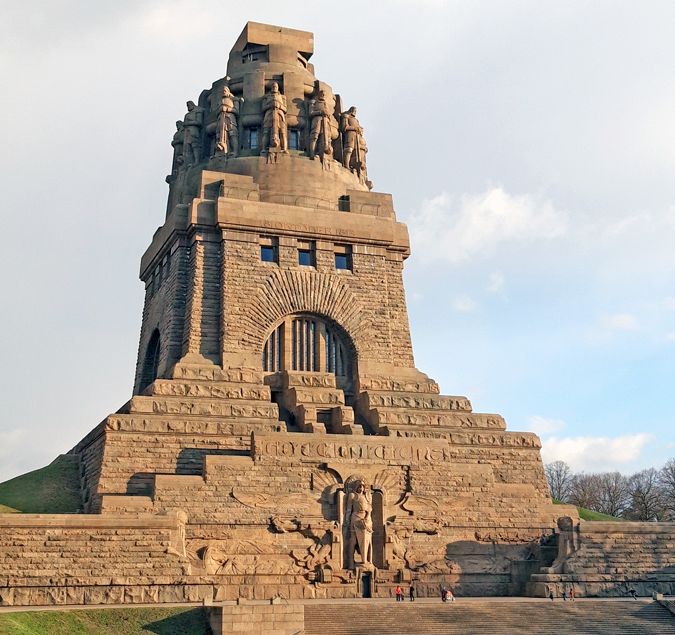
139,328,160,393
240,269,370,362
261,312,358,396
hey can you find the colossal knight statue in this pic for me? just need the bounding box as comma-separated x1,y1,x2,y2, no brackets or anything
182,100,204,166
261,82,289,155
344,480,374,570
214,85,242,157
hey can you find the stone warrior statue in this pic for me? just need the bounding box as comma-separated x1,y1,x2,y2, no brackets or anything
182,100,205,166
340,106,365,172
345,480,373,569
261,82,289,155
170,120,184,174
308,89,336,161
215,85,243,157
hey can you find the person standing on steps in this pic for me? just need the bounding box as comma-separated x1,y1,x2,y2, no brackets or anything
569,586,575,601
447,586,455,602
409,582,416,602
395,585,403,602
440,585,447,602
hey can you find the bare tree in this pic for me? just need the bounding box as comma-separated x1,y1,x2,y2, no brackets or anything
545,461,574,502
595,472,630,517
569,473,602,510
659,458,675,520
626,468,665,521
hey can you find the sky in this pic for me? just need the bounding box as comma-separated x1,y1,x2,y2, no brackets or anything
1,0,674,482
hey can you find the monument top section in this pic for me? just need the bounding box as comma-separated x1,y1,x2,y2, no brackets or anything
165,22,373,215
227,22,315,78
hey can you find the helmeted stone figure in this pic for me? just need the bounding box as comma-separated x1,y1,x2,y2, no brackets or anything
170,120,184,174
182,100,205,166
340,107,363,171
261,82,288,154
308,89,335,160
345,480,374,569
215,85,243,157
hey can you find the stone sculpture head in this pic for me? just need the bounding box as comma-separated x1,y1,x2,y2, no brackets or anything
270,82,279,94
186,100,196,111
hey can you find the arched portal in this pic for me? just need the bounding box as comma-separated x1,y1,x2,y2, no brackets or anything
139,329,160,392
262,314,355,393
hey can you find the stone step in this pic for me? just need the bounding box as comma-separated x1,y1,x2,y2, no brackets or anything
121,397,279,418
288,386,345,407
359,391,472,412
143,379,271,400
357,376,440,394
304,600,675,635
169,365,264,383
369,411,507,430
105,414,285,435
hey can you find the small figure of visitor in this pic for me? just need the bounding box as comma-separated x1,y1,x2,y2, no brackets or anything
548,589,555,601
395,585,403,602
440,585,448,602
569,586,575,601
447,586,456,602
629,587,637,600
562,588,568,601
409,582,416,602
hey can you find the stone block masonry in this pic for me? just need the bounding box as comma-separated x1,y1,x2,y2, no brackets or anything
1,20,672,611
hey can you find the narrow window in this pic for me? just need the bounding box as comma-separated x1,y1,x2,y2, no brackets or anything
247,128,259,150
260,236,278,263
289,129,300,150
298,240,315,267
334,244,352,271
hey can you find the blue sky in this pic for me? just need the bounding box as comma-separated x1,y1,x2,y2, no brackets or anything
1,0,674,481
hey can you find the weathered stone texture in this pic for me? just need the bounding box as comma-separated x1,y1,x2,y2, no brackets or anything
2,20,670,609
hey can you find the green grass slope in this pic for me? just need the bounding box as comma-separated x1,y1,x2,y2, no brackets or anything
0,455,81,513
0,607,210,635
553,499,621,521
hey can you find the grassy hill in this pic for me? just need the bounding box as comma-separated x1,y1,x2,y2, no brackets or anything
553,499,621,521
0,455,81,513
0,607,210,635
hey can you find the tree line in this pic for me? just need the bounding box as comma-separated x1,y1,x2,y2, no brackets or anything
544,459,675,521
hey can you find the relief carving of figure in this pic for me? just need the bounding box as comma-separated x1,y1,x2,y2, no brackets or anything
215,85,243,157
345,480,373,569
308,89,336,161
182,100,205,166
261,82,289,155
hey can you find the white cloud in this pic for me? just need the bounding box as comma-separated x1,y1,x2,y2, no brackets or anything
452,295,476,312
601,313,639,331
408,187,568,263
525,415,566,435
487,271,505,294
541,433,651,472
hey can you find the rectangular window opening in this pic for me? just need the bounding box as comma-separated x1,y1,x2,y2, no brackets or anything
297,239,316,267
260,236,279,263
334,244,352,271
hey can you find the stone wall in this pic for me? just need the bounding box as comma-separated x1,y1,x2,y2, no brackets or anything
208,601,305,635
0,513,187,606
529,521,675,597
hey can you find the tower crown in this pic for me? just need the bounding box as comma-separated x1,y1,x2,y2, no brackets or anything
165,22,371,214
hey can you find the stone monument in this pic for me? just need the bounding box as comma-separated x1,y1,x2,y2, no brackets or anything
1,22,673,614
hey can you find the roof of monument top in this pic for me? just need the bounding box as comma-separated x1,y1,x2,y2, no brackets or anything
231,22,314,59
